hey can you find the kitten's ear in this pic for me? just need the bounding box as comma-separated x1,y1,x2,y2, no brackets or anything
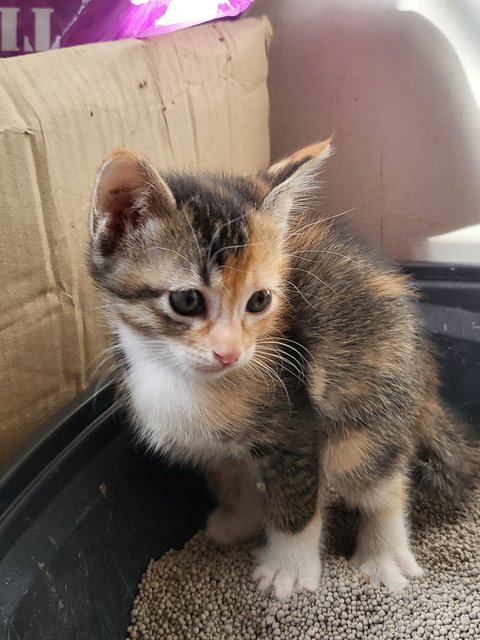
89,149,175,254
259,138,333,230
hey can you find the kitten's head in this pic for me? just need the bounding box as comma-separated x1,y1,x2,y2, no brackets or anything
89,141,331,378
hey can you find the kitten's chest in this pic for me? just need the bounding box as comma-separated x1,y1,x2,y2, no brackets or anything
124,360,250,463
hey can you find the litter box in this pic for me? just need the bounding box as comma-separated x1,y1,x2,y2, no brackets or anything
1,264,479,640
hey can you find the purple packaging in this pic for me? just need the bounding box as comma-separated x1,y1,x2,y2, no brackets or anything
0,0,255,58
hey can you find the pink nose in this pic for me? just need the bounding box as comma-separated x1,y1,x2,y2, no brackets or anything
213,350,240,366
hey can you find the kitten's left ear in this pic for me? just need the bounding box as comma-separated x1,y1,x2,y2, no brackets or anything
259,138,333,230
89,148,176,256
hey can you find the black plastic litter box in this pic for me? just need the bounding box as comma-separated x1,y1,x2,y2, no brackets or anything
1,264,479,640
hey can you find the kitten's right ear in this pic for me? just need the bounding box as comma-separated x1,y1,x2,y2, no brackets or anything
259,139,333,231
89,149,175,255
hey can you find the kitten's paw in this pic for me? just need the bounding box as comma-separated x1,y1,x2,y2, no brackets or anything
350,553,408,591
395,548,423,578
206,508,261,546
350,548,422,592
251,544,322,601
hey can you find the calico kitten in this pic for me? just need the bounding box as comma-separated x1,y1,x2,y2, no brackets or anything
89,141,477,600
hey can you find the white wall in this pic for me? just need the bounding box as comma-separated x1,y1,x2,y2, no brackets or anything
249,0,480,262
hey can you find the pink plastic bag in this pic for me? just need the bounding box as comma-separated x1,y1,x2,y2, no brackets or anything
0,0,255,58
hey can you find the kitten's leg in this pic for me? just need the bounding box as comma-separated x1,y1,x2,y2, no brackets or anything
205,458,264,545
251,451,323,600
347,472,422,591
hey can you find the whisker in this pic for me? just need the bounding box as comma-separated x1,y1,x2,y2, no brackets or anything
275,289,295,312
287,267,337,294
88,344,124,378
219,264,252,274
247,361,275,398
259,336,314,361
255,350,307,384
253,354,292,410
284,253,321,265
289,208,355,237
257,339,310,367
247,360,276,400
181,206,203,261
146,246,197,271
289,248,361,267
92,362,122,405
283,278,324,309
255,347,305,383
209,241,263,267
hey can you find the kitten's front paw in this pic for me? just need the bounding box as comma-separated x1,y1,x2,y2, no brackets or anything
251,544,322,601
350,548,422,592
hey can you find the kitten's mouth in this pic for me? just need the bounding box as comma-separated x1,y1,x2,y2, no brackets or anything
192,350,252,376
196,363,234,375
195,358,248,375
197,364,225,372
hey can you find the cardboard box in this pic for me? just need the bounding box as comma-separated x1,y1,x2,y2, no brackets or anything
0,16,272,467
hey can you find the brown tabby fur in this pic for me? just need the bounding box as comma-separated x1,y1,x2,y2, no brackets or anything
89,140,477,599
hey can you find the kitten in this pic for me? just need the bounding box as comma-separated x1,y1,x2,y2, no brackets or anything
89,141,477,600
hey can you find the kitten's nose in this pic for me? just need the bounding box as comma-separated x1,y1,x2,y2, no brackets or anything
212,350,240,367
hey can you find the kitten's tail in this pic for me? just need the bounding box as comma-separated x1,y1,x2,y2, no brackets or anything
413,404,479,502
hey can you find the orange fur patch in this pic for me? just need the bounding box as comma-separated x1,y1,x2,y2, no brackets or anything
341,378,372,403
308,362,327,405
247,175,271,200
221,228,259,312
366,474,407,515
268,138,333,174
220,213,286,316
340,472,408,514
368,273,413,300
324,430,371,476
183,320,212,347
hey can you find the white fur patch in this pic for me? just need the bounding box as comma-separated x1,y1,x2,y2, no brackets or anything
350,507,423,591
349,480,423,592
116,322,247,465
252,515,323,600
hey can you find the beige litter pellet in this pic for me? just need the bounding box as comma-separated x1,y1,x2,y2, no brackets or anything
127,485,480,639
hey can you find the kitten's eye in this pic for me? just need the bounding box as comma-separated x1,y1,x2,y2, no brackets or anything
246,289,272,313
169,289,204,316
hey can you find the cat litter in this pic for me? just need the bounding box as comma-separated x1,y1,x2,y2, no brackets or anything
127,485,480,640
